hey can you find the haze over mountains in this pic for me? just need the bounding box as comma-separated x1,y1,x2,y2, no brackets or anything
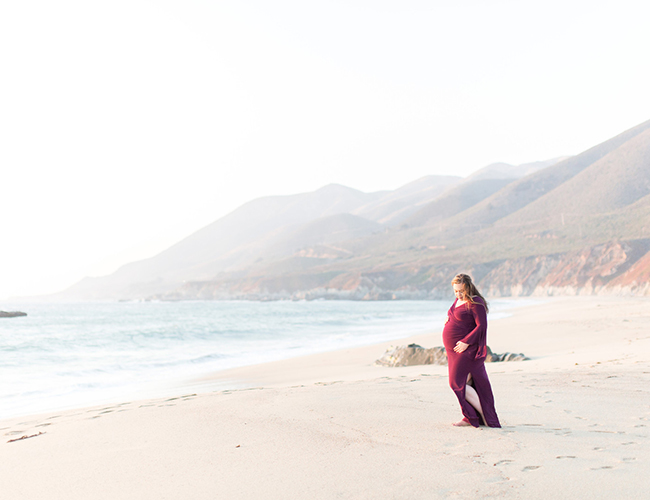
57,119,650,301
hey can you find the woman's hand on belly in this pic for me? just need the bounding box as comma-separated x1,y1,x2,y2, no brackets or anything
453,341,469,353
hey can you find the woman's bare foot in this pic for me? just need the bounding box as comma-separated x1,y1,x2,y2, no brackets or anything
464,384,486,425
452,418,472,427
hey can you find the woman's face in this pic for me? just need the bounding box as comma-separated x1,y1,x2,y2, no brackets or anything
453,283,466,300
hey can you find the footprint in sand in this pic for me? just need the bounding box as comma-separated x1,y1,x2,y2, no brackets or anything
522,466,541,471
5,430,25,436
590,466,614,470
494,459,514,466
556,456,576,459
35,423,52,428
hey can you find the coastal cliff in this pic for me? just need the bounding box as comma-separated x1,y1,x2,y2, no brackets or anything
154,239,650,301
481,239,650,297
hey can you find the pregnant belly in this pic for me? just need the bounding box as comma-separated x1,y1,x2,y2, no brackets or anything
442,323,469,349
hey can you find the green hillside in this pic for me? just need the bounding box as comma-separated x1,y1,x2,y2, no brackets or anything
54,118,650,301
439,118,650,240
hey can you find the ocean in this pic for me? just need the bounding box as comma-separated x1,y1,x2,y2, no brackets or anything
0,299,522,419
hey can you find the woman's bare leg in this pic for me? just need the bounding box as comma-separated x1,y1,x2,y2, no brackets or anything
465,374,486,425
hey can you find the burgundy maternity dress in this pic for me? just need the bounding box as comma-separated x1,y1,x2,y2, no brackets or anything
443,296,501,428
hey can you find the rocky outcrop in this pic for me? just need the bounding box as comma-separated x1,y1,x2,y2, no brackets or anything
0,311,27,318
604,246,650,295
480,239,650,297
375,343,529,367
375,344,448,367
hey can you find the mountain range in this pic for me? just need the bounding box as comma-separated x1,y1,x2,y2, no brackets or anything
57,119,650,301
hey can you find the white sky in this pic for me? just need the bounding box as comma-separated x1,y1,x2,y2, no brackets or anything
1,0,649,300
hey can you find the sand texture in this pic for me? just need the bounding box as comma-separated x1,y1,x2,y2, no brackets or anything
1,297,649,499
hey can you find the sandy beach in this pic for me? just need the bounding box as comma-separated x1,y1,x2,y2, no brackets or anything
1,297,648,499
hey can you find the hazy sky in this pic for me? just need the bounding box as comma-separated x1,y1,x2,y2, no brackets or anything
1,0,649,300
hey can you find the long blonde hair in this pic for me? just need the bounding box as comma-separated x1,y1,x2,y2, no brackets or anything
451,273,489,313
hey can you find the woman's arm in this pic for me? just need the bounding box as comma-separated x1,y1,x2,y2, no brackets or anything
460,298,487,346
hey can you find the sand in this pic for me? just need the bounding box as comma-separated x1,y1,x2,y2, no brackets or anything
1,297,648,499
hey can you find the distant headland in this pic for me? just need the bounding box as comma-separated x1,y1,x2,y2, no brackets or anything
0,311,27,318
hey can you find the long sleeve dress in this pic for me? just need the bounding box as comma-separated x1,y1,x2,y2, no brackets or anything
442,296,501,428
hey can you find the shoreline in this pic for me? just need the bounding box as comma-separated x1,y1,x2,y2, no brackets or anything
189,296,554,393
2,296,649,499
0,297,529,421
0,295,642,422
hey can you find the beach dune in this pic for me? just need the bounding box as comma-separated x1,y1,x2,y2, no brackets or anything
1,297,648,499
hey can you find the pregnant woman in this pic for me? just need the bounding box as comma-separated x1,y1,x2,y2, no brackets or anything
443,273,501,428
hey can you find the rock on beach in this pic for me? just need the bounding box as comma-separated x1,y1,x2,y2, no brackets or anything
375,343,528,367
